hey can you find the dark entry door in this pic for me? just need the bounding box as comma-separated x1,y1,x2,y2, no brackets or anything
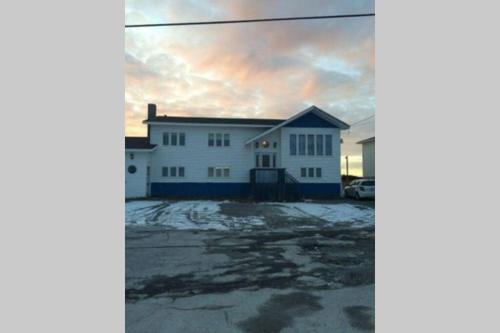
261,154,271,168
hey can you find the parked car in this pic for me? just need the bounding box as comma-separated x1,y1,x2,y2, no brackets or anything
344,179,375,199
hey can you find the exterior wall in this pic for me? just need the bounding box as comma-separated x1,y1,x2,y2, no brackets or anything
252,130,282,167
148,124,270,197
280,127,342,185
146,122,343,198
362,141,375,178
125,151,151,198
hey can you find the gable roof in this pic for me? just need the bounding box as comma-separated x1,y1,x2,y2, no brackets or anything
244,105,350,145
356,136,375,144
144,115,284,126
125,137,156,150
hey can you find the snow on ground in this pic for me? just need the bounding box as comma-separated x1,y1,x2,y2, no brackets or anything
274,202,375,227
125,200,265,230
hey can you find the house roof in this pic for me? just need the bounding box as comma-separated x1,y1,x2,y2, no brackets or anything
245,105,350,145
356,136,375,144
125,137,156,150
144,115,284,126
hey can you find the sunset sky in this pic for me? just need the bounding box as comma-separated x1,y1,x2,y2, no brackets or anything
125,0,374,176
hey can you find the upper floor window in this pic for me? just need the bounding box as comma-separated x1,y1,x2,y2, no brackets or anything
290,133,333,157
163,132,185,146
208,133,230,147
307,135,315,155
325,135,333,156
316,135,324,156
290,135,297,155
298,135,306,155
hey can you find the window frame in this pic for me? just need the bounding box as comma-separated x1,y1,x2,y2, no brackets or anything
325,134,333,156
315,168,322,178
316,135,324,156
307,134,315,155
223,133,230,146
290,134,297,156
298,134,306,156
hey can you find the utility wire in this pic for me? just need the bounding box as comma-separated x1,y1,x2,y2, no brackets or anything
350,115,375,127
125,13,375,28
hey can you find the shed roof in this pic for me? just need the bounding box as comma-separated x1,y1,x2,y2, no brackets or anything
356,136,375,144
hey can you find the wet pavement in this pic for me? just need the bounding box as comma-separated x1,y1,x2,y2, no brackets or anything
126,216,375,332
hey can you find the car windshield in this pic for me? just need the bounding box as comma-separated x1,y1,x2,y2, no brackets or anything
361,181,375,186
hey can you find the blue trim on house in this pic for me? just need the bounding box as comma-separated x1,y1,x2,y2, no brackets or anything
151,182,341,199
151,182,251,198
284,112,339,128
298,183,342,197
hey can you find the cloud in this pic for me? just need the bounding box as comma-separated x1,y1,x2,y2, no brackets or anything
125,0,375,165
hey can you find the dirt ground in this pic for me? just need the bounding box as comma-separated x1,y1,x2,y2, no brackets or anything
126,200,375,332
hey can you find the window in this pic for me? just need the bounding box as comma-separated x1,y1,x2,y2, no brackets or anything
307,135,315,155
162,167,169,177
255,154,259,167
316,135,324,156
170,166,177,177
325,135,332,156
208,133,214,146
208,167,230,178
273,142,277,148
316,168,322,178
298,135,306,155
223,134,230,146
171,133,178,146
290,134,297,155
308,168,314,177
179,133,185,146
178,167,185,177
129,153,134,160
301,168,307,177
255,141,259,149
216,133,222,147
163,132,169,145
128,165,137,174
272,154,276,167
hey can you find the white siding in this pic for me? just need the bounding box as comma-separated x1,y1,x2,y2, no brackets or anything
362,141,375,178
280,127,342,183
149,125,270,183
125,151,151,198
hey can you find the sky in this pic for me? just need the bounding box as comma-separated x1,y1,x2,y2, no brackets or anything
125,0,374,176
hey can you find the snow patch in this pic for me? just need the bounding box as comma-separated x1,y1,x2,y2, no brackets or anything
275,203,374,226
125,200,265,230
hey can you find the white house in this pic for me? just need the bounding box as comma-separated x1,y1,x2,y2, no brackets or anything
357,136,375,178
125,104,350,199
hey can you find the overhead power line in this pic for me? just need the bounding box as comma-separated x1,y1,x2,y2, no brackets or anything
350,115,375,127
125,13,375,28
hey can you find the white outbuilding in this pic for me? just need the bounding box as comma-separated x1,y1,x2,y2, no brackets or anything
357,136,375,178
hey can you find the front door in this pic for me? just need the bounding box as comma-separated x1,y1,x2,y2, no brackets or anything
261,154,271,168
